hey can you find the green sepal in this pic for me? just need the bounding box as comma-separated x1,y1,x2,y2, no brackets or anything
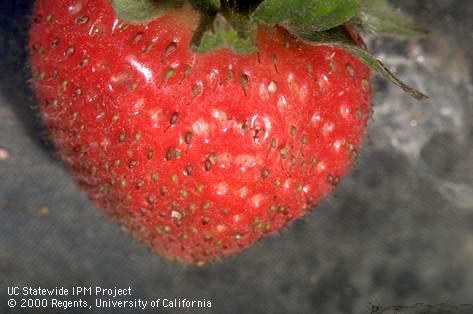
294,27,429,101
190,0,221,15
111,0,184,24
111,0,428,101
356,0,428,37
252,0,361,32
190,11,258,54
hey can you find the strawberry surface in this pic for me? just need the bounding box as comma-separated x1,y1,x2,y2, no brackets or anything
29,0,371,264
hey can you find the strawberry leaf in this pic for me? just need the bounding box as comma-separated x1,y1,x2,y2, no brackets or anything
252,0,361,32
190,0,221,15
191,11,258,54
356,0,428,37
294,27,429,101
111,0,184,23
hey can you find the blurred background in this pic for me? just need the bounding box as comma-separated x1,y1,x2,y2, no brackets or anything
1,1,472,313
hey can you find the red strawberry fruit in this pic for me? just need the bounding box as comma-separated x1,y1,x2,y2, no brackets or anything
29,0,427,264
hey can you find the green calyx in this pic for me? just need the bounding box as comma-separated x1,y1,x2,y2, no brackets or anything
111,0,429,100
356,0,428,37
253,0,362,32
111,0,184,23
299,27,428,101
191,12,258,54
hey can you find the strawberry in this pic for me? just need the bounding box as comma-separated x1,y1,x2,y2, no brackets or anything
29,0,427,264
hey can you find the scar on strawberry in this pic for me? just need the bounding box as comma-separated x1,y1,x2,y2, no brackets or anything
29,0,428,265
